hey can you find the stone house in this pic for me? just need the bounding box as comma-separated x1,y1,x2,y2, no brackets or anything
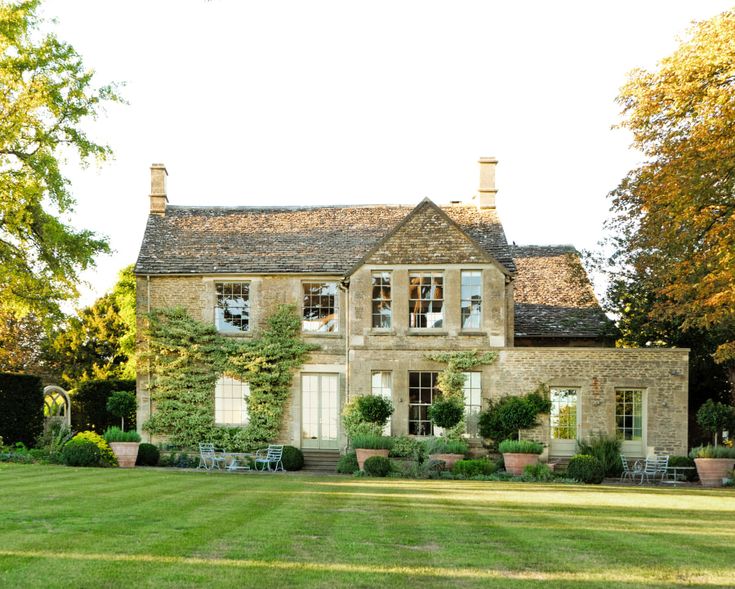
134,158,689,459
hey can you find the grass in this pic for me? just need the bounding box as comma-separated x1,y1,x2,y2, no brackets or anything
1,465,734,588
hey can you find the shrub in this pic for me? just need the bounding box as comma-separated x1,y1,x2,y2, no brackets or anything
69,431,117,466
336,451,359,474
567,454,605,484
521,462,554,482
428,399,465,429
160,452,197,468
281,445,304,471
389,436,426,462
363,455,391,477
668,455,697,482
576,435,622,477
478,390,551,445
36,417,72,463
690,444,735,459
103,427,142,443
424,437,468,455
356,395,394,425
0,373,44,447
351,434,394,450
72,379,136,433
498,439,544,454
62,439,102,467
136,443,160,466
452,459,497,478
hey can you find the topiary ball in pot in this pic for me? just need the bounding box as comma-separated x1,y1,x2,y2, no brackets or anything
428,398,465,429
281,445,304,471
567,454,605,484
363,455,391,477
136,443,160,466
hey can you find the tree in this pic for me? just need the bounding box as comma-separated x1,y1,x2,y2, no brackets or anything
49,265,136,387
0,0,120,321
0,310,48,375
696,399,735,447
608,10,735,400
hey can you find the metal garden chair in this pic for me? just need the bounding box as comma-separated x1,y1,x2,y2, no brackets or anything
198,442,226,471
254,444,285,472
620,455,638,482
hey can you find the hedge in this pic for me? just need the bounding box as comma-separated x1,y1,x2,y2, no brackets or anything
72,379,136,433
0,373,44,447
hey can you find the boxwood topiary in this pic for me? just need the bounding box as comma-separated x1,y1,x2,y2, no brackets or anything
452,459,497,478
363,455,391,477
281,445,304,471
336,452,359,474
567,454,605,484
62,439,102,467
136,443,160,466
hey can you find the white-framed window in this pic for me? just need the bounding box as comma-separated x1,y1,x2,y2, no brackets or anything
215,282,250,332
616,389,644,441
371,272,392,329
462,372,482,437
215,376,250,426
461,271,482,330
302,282,338,333
408,273,443,329
371,371,393,435
550,388,578,440
408,371,439,435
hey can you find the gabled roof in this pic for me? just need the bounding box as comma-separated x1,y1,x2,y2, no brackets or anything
512,245,614,338
134,202,516,275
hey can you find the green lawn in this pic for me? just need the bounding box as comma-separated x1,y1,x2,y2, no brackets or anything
0,465,733,588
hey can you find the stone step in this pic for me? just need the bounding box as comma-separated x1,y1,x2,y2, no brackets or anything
302,450,340,472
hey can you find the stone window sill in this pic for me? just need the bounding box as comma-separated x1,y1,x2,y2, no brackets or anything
407,330,448,336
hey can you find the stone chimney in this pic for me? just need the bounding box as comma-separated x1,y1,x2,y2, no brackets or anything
149,163,168,215
476,157,498,209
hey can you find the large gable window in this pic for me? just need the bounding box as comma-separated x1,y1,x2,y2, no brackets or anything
371,272,392,329
408,273,443,329
215,282,250,332
303,282,338,333
215,376,250,426
461,271,482,330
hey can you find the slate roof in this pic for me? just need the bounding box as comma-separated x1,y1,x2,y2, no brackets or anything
134,203,516,275
512,245,613,338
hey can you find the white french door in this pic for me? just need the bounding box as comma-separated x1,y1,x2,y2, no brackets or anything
301,373,339,450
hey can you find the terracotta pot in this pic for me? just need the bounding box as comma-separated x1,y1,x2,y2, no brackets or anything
694,458,735,488
109,442,140,468
355,448,389,470
503,452,539,475
429,453,465,470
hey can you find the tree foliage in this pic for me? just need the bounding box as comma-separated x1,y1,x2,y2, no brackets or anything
49,265,136,387
0,310,47,374
607,10,735,398
0,0,120,319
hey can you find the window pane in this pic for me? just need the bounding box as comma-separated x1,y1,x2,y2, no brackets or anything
302,282,338,332
408,273,444,329
408,371,438,436
214,376,250,426
550,388,577,440
615,389,643,442
462,372,482,437
461,271,482,330
372,272,392,329
215,282,250,332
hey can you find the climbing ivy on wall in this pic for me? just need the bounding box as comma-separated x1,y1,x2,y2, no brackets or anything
425,350,497,439
143,305,315,449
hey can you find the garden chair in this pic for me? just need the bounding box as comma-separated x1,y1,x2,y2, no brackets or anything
654,454,670,481
619,455,638,482
636,455,669,485
198,443,226,471
254,445,285,472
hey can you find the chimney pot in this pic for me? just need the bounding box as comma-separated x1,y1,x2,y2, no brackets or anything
477,156,498,209
149,163,168,215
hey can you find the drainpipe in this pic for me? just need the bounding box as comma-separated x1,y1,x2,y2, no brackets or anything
340,278,350,453
146,275,152,439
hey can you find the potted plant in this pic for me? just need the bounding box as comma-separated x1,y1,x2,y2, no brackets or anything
499,439,544,475
352,434,394,471
104,427,142,468
691,399,735,487
424,437,468,470
106,390,137,431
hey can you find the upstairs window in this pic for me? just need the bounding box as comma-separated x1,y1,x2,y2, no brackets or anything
215,282,250,332
371,272,392,329
303,282,338,333
408,273,443,328
461,271,482,329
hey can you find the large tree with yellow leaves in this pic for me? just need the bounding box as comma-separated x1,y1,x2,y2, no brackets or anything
608,10,735,400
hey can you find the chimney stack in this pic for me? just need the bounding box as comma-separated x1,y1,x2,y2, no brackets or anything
149,163,168,215
476,157,497,209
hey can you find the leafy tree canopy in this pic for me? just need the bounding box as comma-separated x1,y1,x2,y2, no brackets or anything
607,10,735,398
0,0,121,320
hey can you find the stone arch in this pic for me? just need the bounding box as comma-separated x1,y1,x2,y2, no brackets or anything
43,385,71,427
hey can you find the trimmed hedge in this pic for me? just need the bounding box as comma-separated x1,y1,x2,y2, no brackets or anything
336,452,359,474
364,455,391,477
62,439,102,467
136,443,160,466
0,373,44,447
452,459,497,478
567,454,605,484
281,445,304,471
72,379,136,433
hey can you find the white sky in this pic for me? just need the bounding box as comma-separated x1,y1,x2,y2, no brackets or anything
40,0,734,307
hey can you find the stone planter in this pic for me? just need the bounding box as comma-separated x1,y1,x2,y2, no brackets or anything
109,442,140,468
694,458,735,488
355,448,389,471
503,452,539,475
429,453,465,471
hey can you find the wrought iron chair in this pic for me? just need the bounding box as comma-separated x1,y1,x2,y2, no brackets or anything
198,443,226,471
620,455,638,482
254,445,285,472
